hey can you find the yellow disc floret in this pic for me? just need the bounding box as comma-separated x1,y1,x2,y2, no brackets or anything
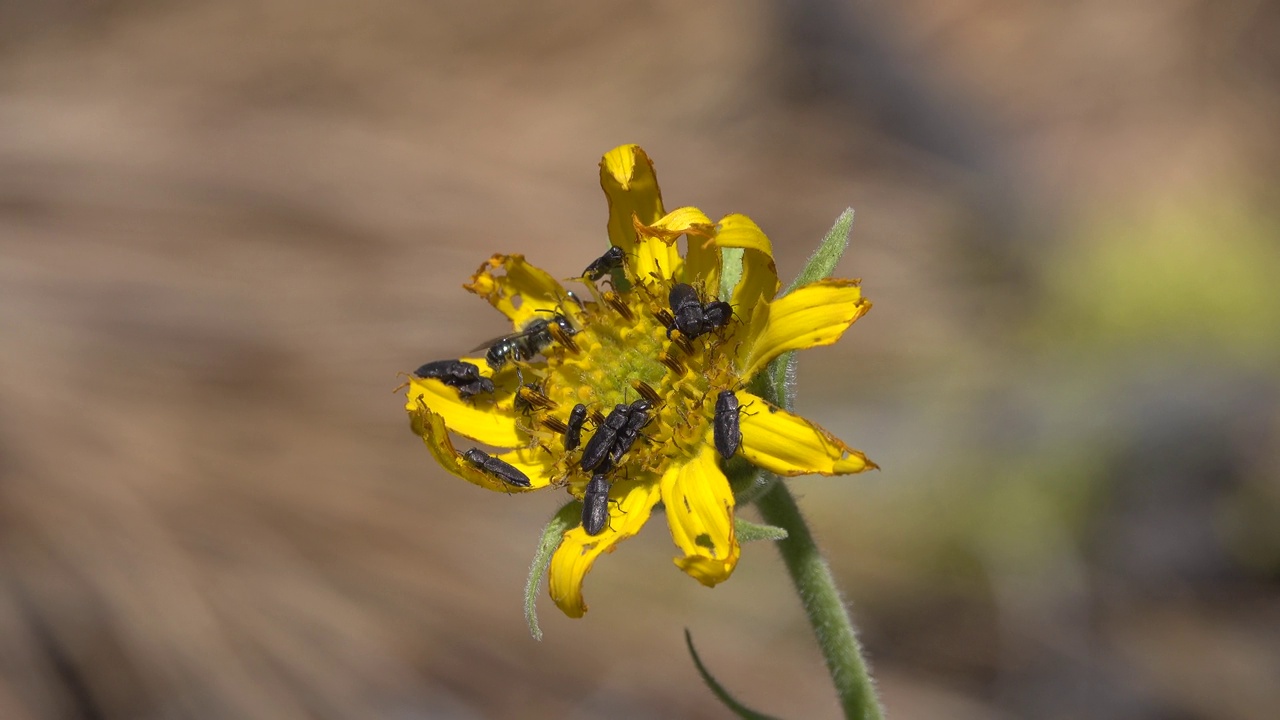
511,277,739,496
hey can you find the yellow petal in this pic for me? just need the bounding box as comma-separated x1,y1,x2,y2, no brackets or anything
716,213,775,256
681,235,720,292
403,370,529,448
736,390,875,476
740,278,871,377
600,145,675,281
635,206,717,286
660,442,740,586
406,401,556,492
629,219,683,284
716,214,779,348
719,215,777,302
548,479,663,617
463,254,575,328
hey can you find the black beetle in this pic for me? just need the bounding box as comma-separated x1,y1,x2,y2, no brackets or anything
580,404,632,472
667,283,705,338
702,300,733,331
713,390,743,459
581,473,612,536
565,403,588,451
608,399,653,464
462,448,531,488
414,359,495,398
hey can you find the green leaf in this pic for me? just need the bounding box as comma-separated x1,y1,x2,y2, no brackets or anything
524,501,581,640
784,208,854,294
719,247,744,302
685,629,783,720
735,517,789,543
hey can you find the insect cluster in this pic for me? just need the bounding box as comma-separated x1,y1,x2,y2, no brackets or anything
667,283,733,339
413,248,746,536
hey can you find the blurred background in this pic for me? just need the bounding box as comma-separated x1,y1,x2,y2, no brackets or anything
1,1,1278,718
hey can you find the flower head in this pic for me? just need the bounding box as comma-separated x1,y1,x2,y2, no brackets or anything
405,145,874,617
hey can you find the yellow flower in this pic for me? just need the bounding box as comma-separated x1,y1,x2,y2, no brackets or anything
405,145,875,618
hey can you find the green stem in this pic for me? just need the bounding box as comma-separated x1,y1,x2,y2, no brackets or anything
754,482,884,720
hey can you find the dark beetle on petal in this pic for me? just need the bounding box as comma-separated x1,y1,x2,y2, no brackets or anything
713,390,743,460
667,283,705,338
580,404,632,472
414,359,480,383
581,473,612,536
564,403,588,451
462,448,531,488
454,376,496,398
414,359,495,398
609,399,653,464
668,283,701,310
702,300,733,331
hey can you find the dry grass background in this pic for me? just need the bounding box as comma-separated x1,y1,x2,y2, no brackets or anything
1,1,1278,718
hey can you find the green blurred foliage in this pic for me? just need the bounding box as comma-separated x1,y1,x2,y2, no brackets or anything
1039,199,1280,367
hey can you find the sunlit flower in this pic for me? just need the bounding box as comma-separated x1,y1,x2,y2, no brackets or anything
405,145,874,617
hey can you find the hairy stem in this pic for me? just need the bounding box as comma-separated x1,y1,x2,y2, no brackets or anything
754,482,883,720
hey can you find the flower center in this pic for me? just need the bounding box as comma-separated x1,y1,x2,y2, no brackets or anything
520,279,737,487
